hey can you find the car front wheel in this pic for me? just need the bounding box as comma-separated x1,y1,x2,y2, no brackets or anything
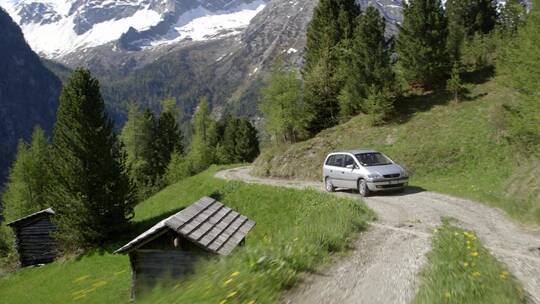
325,177,335,192
358,179,370,197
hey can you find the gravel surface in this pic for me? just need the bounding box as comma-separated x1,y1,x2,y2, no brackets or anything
216,167,540,304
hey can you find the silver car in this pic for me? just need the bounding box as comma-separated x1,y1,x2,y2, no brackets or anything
322,150,409,197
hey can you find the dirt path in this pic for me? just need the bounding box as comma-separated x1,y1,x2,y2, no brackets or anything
216,167,540,304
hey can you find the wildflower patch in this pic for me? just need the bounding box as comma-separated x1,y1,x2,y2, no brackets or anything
413,219,525,304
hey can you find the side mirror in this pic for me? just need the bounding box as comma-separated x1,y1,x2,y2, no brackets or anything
346,164,355,169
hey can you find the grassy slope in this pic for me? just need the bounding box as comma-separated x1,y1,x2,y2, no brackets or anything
0,166,374,304
413,219,525,304
253,75,540,225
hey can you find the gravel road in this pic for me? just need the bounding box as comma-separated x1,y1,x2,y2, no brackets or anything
216,167,540,304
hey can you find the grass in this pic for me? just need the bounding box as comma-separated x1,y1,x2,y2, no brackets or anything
413,219,525,304
253,75,540,225
0,166,374,303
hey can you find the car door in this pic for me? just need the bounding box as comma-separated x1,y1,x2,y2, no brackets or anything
342,155,358,189
327,154,346,188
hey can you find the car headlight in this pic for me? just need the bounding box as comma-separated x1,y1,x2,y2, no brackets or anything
401,169,409,178
367,173,382,180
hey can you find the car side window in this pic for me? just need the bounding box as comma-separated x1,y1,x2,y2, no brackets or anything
334,154,345,167
344,155,354,168
326,155,335,166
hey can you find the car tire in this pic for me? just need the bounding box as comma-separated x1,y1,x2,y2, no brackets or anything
325,177,335,192
358,179,370,197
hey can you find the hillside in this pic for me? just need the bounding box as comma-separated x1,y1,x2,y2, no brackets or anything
0,166,373,303
0,7,60,187
253,74,540,225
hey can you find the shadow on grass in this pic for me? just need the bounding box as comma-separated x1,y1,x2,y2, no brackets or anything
390,67,495,125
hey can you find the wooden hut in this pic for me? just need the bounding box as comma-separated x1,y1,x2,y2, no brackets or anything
115,197,256,297
7,208,58,267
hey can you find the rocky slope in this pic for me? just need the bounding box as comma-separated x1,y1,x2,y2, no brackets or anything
0,7,61,187
0,0,406,121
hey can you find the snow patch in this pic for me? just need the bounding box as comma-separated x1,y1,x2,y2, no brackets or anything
21,8,161,58
146,0,266,48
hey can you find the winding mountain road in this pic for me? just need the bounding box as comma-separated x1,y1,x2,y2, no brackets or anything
216,167,540,304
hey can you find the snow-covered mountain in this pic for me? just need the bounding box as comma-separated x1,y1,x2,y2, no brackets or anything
0,0,267,58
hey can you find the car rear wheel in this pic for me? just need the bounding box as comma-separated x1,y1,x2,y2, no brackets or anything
325,177,335,192
358,179,370,197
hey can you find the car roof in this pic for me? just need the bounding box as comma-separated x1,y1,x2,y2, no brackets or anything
329,149,379,155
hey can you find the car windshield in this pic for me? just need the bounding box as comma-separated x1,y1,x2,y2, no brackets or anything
355,152,392,167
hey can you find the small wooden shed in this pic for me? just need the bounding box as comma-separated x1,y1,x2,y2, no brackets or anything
115,197,256,297
7,208,58,267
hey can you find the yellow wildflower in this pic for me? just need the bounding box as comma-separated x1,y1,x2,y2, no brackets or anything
470,252,479,257
501,271,509,276
231,271,240,277
463,262,469,267
472,271,481,277
227,291,238,298
224,279,234,286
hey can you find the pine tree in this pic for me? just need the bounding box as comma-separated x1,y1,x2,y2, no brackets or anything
2,127,51,222
396,0,449,88
154,98,183,178
499,0,526,35
446,0,499,61
49,68,134,247
188,97,216,173
339,6,396,121
217,114,240,163
303,0,361,135
260,61,309,144
498,0,540,152
120,103,157,200
447,63,465,102
234,118,260,163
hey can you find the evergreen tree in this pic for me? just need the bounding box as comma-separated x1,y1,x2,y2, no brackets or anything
2,127,51,222
396,0,449,88
498,0,540,152
49,69,134,247
499,0,526,34
154,98,183,177
447,63,465,102
303,0,361,135
339,6,396,121
188,97,217,173
216,114,240,163
234,118,260,163
260,61,309,144
446,0,498,61
120,103,157,200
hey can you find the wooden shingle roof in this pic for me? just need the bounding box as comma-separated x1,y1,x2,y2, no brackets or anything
7,208,55,227
115,197,256,256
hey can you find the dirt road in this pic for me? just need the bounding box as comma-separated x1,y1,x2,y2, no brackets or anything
216,167,540,304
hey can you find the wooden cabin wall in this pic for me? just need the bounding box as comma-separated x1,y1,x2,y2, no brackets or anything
130,249,204,297
14,217,57,266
